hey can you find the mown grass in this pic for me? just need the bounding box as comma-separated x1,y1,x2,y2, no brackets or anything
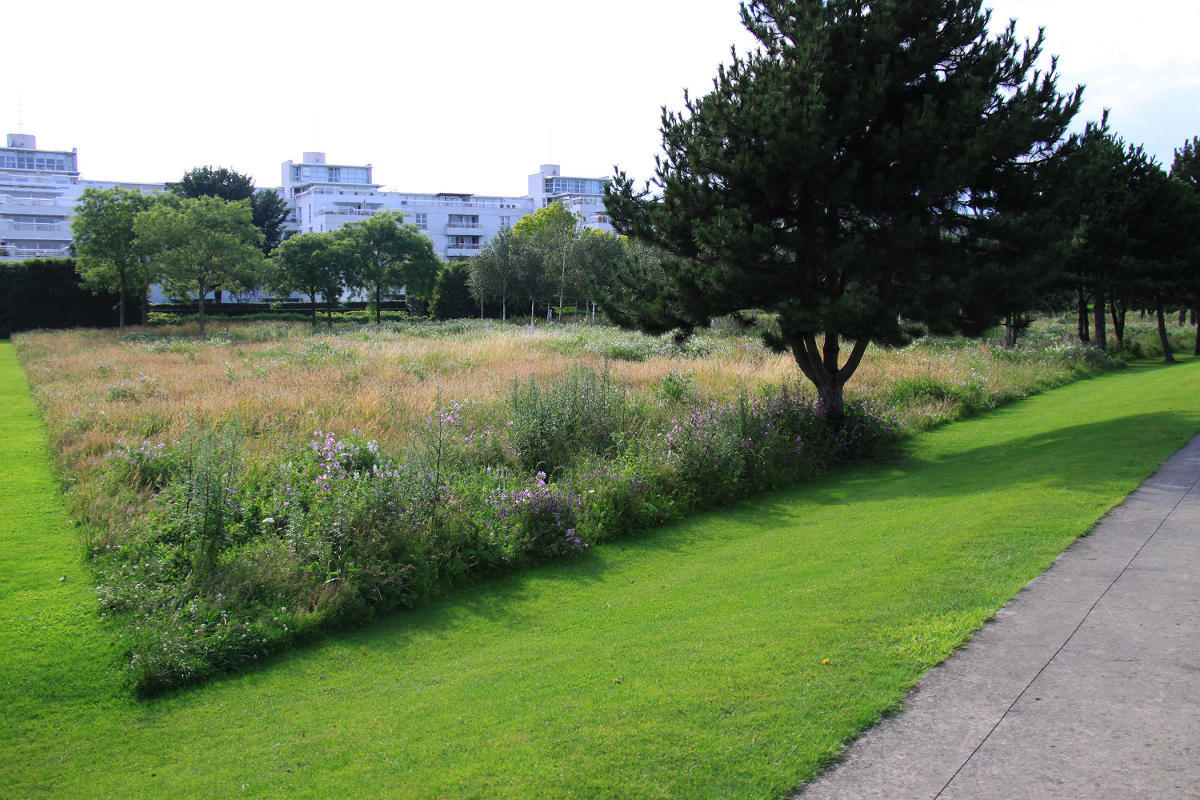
2,338,1196,798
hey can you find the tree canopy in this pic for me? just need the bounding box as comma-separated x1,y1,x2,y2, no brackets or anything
268,231,345,327
134,196,264,338
170,166,288,254
604,0,1081,418
71,186,155,332
335,211,440,323
513,202,582,316
169,166,256,202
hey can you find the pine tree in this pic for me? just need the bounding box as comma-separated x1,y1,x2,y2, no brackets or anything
1171,136,1200,355
604,0,1080,419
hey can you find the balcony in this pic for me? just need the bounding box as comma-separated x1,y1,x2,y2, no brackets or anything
1,220,67,232
445,243,483,256
445,222,482,233
315,206,382,218
0,246,72,260
0,197,73,216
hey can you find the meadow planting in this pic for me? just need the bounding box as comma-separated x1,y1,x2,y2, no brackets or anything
15,316,1118,694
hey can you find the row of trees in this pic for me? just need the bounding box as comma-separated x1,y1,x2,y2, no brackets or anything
464,203,632,324
269,212,439,327
72,166,289,336
598,0,1200,419
72,167,441,336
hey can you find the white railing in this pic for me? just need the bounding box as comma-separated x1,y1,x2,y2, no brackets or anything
446,242,483,251
395,196,523,209
316,206,380,217
445,222,482,231
3,247,72,259
294,186,379,198
3,221,66,231
0,197,70,209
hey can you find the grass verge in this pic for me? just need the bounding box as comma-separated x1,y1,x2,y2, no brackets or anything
1,346,1197,799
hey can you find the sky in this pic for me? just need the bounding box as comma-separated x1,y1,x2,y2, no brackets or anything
5,1,1198,196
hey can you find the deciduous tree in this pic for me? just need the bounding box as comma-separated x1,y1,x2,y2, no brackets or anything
268,231,344,328
513,202,581,318
134,196,265,338
336,211,439,323
71,186,155,333
171,166,288,254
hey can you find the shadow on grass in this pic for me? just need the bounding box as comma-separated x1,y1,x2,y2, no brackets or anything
149,373,1200,703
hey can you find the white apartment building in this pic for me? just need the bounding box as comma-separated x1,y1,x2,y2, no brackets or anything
0,134,160,261
1,134,613,267
282,153,612,259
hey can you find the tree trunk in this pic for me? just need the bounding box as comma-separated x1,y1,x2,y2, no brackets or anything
1179,307,1188,326
502,294,507,322
118,288,127,337
310,294,318,330
1110,298,1127,349
1092,288,1106,351
374,287,382,324
529,298,535,325
1077,287,1090,343
558,246,567,321
788,332,869,424
197,280,207,340
1003,312,1017,348
1156,303,1175,363
141,288,149,327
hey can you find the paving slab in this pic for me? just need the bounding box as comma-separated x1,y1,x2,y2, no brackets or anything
793,435,1200,800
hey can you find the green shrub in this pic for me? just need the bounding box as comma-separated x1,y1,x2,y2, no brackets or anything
656,369,697,404
507,366,631,476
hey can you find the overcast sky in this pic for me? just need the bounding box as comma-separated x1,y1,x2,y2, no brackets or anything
5,1,1197,196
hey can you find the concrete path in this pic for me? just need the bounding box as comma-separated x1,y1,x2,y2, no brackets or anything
794,435,1200,800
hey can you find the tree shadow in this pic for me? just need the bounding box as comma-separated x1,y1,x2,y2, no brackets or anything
168,407,1200,702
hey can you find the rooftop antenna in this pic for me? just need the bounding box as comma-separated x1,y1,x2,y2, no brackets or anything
17,99,24,132
312,113,318,151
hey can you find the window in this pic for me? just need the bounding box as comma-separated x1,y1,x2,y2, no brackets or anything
414,213,428,230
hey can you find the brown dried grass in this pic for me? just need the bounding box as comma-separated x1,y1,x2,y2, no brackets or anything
13,319,1074,478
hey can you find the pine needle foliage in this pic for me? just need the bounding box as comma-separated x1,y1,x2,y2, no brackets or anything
604,0,1082,419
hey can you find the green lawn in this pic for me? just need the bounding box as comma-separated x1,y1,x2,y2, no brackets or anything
1,340,1197,799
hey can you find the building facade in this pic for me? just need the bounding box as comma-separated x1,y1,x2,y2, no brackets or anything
1,135,614,270
0,134,161,261
282,153,612,259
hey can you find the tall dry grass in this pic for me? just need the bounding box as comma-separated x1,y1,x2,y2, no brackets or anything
14,316,1104,485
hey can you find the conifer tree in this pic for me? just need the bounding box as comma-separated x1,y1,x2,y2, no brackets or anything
604,0,1080,419
1172,136,1200,354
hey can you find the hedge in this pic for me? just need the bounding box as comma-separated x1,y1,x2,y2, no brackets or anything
0,259,122,337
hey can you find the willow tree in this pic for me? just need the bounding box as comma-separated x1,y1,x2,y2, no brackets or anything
604,0,1080,419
